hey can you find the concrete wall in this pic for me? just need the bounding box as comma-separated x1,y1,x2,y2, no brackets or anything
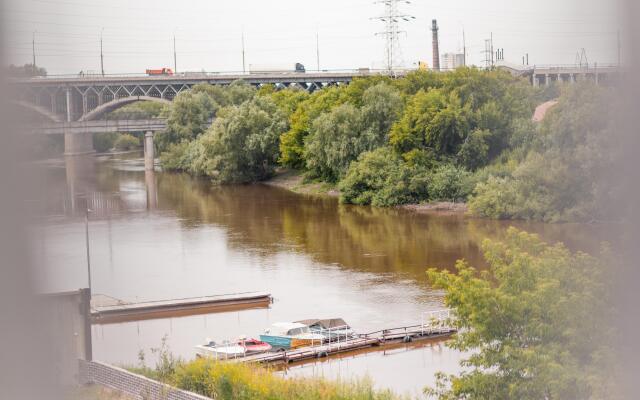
79,360,212,400
41,289,92,386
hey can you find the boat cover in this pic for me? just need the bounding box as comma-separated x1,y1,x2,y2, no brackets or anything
296,318,350,329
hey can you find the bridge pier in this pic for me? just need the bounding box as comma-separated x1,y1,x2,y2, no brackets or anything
144,131,155,171
64,133,95,156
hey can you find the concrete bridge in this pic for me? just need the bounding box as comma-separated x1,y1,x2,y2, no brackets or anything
28,118,169,167
10,71,381,123
11,71,392,157
496,63,619,86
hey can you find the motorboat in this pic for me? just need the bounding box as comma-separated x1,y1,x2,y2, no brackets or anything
238,336,272,354
195,339,245,359
195,337,272,359
259,322,325,350
296,318,356,341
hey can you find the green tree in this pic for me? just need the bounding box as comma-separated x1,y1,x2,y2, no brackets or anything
390,89,447,154
7,63,46,77
303,103,367,182
279,87,344,169
189,96,287,183
360,82,404,141
114,133,140,150
469,83,616,222
426,228,616,400
457,129,491,170
157,91,218,151
339,147,428,207
106,101,166,120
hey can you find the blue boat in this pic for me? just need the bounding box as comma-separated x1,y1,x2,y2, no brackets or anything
259,322,325,350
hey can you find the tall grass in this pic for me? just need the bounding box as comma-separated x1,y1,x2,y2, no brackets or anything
128,337,404,400
171,358,401,400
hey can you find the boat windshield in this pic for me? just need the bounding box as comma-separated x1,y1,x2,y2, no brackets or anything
287,327,309,335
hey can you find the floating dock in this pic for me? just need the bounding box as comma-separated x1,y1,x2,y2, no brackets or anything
221,324,456,365
91,291,272,324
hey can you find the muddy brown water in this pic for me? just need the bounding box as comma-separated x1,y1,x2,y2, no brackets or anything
29,153,614,396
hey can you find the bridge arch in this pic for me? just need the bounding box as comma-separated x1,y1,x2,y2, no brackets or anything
79,96,171,122
10,100,62,123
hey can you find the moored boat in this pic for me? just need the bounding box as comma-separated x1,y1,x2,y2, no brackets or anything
195,337,272,359
238,336,272,354
195,339,246,359
259,322,325,350
296,318,356,341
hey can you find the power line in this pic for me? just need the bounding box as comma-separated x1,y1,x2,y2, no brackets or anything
372,0,415,71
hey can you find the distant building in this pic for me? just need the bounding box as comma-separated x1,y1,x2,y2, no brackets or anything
441,53,465,71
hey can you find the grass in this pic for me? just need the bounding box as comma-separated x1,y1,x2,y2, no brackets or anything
131,357,405,400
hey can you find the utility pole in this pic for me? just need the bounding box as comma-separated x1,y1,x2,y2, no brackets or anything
462,28,466,67
241,30,246,74
618,30,622,67
100,28,105,77
173,35,177,73
490,32,494,67
32,31,36,69
316,32,320,72
85,207,92,291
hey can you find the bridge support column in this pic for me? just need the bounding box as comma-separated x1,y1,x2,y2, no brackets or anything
64,133,95,156
144,131,155,171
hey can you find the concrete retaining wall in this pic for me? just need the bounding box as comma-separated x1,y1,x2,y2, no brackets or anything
79,360,212,400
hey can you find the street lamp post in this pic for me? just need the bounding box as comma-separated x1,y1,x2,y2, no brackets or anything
85,207,92,291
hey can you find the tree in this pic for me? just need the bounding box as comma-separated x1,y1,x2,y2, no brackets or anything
426,228,616,400
457,129,491,170
303,104,366,182
360,82,404,141
390,89,447,154
279,87,344,169
468,83,617,222
189,96,287,183
156,91,218,152
7,63,46,77
114,134,140,150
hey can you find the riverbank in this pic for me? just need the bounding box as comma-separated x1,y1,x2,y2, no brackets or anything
265,169,468,215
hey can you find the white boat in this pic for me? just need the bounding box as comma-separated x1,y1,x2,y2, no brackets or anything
195,339,246,359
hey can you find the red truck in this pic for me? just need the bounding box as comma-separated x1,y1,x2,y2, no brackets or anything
146,68,174,76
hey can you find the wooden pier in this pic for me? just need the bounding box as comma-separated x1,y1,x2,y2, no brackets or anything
221,323,456,365
91,291,272,324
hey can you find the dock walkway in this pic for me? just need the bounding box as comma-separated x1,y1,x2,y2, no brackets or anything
91,291,272,324
222,322,456,365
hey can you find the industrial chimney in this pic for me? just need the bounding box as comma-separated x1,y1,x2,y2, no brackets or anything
432,20,440,71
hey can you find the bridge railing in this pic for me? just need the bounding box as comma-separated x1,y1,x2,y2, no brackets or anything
18,68,414,81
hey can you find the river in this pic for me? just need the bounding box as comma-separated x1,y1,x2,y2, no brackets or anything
29,152,612,397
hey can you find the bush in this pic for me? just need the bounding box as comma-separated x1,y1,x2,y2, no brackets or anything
113,134,140,151
428,164,473,202
339,147,426,207
93,132,119,152
159,141,191,172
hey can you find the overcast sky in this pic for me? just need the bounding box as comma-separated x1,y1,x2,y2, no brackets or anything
4,0,622,75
